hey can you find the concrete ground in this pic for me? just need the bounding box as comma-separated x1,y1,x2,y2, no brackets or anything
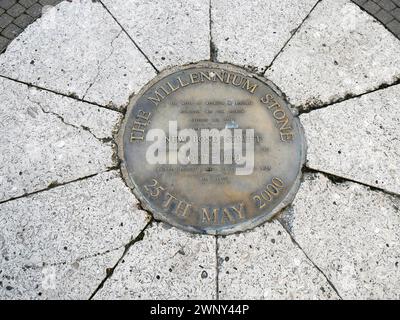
0,0,399,300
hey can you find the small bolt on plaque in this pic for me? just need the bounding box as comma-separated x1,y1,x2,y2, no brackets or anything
118,62,306,235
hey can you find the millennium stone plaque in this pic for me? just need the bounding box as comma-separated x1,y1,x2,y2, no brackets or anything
119,62,305,235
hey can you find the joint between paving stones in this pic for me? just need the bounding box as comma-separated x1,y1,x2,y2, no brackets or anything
209,0,217,62
297,76,400,114
98,0,159,74
264,0,324,74
277,219,344,300
303,167,400,199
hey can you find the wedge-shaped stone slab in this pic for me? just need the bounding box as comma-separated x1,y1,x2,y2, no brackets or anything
218,220,339,299
265,0,400,109
301,85,400,194
0,0,156,110
102,0,209,70
281,173,400,299
94,223,216,299
0,77,120,202
211,0,318,72
0,171,151,299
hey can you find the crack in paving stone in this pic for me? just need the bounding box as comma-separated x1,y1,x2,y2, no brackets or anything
0,74,124,114
46,246,123,268
26,95,114,145
0,167,119,206
98,0,159,74
82,29,123,101
298,76,400,114
19,246,124,270
277,219,343,300
264,0,323,73
88,218,154,300
303,167,400,199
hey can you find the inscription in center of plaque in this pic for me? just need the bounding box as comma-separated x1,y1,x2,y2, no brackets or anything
119,62,305,235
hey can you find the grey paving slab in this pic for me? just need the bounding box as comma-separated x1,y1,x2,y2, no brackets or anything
394,7,400,19
375,7,395,23
211,0,319,73
0,77,121,202
39,0,62,6
0,34,10,51
1,22,22,39
364,0,381,13
0,0,156,110
25,3,42,18
13,13,33,28
218,221,339,299
7,3,25,18
376,0,397,11
101,0,210,70
281,173,400,299
19,0,38,8
0,12,12,28
0,170,151,299
301,84,400,195
0,0,17,10
265,0,400,110
93,223,216,300
387,19,400,33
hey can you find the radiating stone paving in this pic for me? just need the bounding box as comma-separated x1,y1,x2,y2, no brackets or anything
101,0,210,71
211,0,319,72
301,84,400,194
0,0,156,110
218,221,339,300
0,171,151,299
93,223,216,300
2,1,399,55
0,76,121,202
265,0,400,110
0,0,400,300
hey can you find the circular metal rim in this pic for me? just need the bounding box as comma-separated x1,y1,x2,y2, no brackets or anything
117,61,307,235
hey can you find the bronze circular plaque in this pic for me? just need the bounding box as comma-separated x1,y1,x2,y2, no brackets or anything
119,62,305,235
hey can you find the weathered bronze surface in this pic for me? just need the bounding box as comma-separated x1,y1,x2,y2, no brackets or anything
119,62,306,235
